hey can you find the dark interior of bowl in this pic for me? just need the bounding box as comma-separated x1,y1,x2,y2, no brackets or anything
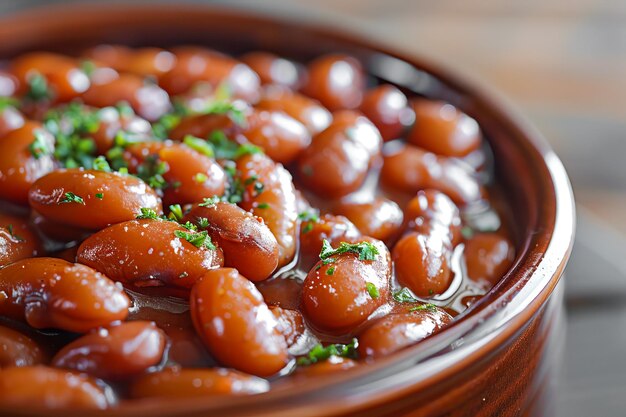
0,4,565,416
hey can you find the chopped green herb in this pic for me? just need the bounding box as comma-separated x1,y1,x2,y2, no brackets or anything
95,193,104,199
174,229,216,250
326,265,336,276
256,202,269,209
297,338,358,366
302,223,314,234
80,60,96,78
193,172,208,184
0,97,19,111
183,135,214,158
252,181,265,195
136,207,160,220
319,239,379,261
115,102,135,118
6,224,24,242
26,73,51,101
461,226,474,239
366,282,379,299
168,204,184,221
198,196,221,208
203,100,246,126
234,143,263,160
59,192,85,205
393,288,420,303
197,217,210,228
136,155,168,190
298,211,320,223
29,130,53,159
92,156,112,172
181,221,197,231
207,131,262,160
408,303,438,313
152,112,182,139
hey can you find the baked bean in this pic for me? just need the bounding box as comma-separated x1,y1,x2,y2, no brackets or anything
182,202,279,281
159,47,260,102
241,51,305,88
359,85,413,141
52,321,166,380
334,197,403,243
0,257,129,332
0,366,111,409
0,121,55,205
77,219,224,297
84,45,176,77
404,189,462,246
0,324,46,367
302,54,365,110
91,105,151,154
393,232,453,297
83,73,171,121
257,86,332,134
270,306,305,347
0,212,42,266
169,112,245,142
381,143,484,205
29,169,162,230
256,277,303,310
302,238,390,334
123,141,226,206
243,110,311,164
0,105,25,138
408,99,482,157
237,153,298,268
357,308,452,358
10,52,90,102
298,111,382,197
298,213,361,271
465,232,515,289
190,268,290,376
130,367,269,398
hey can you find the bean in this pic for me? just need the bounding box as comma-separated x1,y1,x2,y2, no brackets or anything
77,219,224,297
237,153,298,268
298,214,361,271
359,85,413,141
0,366,111,409
301,54,365,110
270,306,305,347
0,212,42,266
256,277,303,310
0,257,129,332
257,86,332,134
123,141,226,206
241,51,305,88
465,232,515,290
408,99,482,157
84,45,176,77
0,70,18,97
82,73,171,121
297,111,381,197
183,202,279,281
0,105,25,138
29,169,162,230
129,367,269,398
190,268,290,376
91,105,151,154
392,232,453,297
0,121,55,205
169,112,244,142
302,238,391,334
52,321,166,380
404,189,462,246
333,197,403,243
0,324,46,367
357,308,452,358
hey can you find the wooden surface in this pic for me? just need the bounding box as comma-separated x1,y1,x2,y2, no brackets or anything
2,0,626,415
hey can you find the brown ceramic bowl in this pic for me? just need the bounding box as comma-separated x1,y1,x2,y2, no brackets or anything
0,3,575,417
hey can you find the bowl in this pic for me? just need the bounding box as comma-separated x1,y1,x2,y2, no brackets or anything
0,3,575,417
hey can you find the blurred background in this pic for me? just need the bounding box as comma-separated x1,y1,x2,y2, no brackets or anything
2,0,625,415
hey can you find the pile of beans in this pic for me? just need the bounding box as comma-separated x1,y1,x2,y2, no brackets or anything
0,45,515,409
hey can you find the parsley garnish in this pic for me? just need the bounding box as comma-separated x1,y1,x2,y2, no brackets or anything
0,97,19,111
174,229,216,250
203,100,246,126
408,303,438,313
207,131,262,160
181,221,197,231
461,226,474,239
6,224,24,242
95,193,104,199
319,240,379,261
256,202,269,209
198,196,221,208
297,339,358,366
326,265,336,276
168,204,184,221
152,112,182,139
136,207,160,220
80,60,96,78
136,155,168,190
183,135,215,158
29,130,53,160
366,282,379,299
299,210,320,234
26,73,51,101
59,192,85,205
392,288,420,303
197,217,210,228
193,173,208,183
92,156,112,172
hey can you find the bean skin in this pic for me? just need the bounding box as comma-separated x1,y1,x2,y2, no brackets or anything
123,141,226,207
182,202,279,282
0,257,130,332
237,153,298,268
408,99,482,157
298,214,361,271
404,189,462,246
0,212,42,266
169,112,244,142
190,268,290,376
393,232,453,297
77,219,224,297
241,52,305,88
0,324,46,367
301,54,365,111
129,367,269,399
270,306,305,347
29,169,162,230
256,277,303,310
357,308,452,358
465,232,515,290
381,143,484,206
84,45,176,77
359,85,413,141
0,366,111,409
52,321,166,380
333,197,404,243
82,73,171,121
256,86,332,134
91,105,151,154
302,238,391,335
297,111,381,198
0,121,55,205
0,105,25,138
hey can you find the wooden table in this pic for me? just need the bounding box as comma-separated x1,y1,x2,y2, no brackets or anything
3,0,626,415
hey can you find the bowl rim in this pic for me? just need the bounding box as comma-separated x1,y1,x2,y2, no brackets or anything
0,3,576,416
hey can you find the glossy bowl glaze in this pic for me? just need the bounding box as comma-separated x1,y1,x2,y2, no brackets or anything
0,4,575,417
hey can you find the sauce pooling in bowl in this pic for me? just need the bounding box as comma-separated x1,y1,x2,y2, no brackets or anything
0,45,515,408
